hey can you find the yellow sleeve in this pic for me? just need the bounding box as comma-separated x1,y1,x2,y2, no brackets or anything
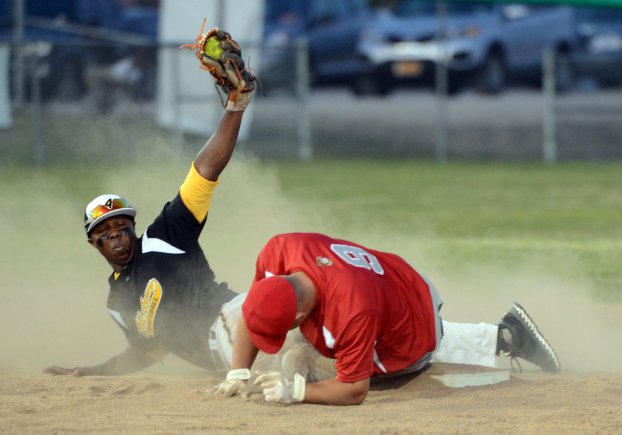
179,162,220,223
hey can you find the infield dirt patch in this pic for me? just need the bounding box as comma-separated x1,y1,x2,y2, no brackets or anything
1,365,621,434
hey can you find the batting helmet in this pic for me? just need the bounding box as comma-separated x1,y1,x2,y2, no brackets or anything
84,194,136,235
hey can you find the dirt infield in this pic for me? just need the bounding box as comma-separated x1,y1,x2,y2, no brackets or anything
1,160,621,433
2,366,621,434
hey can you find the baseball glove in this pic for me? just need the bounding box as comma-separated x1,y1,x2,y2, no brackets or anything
180,19,255,111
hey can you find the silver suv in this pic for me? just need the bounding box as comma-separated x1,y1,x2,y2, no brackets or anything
261,0,579,95
368,1,578,94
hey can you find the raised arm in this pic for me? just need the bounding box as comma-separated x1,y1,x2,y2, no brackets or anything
177,25,254,226
180,24,254,182
193,110,244,182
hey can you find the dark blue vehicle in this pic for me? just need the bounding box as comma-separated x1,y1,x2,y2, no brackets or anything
0,0,158,102
571,6,622,88
261,0,580,96
261,0,373,93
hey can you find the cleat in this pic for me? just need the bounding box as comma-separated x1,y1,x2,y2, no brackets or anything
497,302,561,373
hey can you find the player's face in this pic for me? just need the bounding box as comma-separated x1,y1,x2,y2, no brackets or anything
88,216,136,269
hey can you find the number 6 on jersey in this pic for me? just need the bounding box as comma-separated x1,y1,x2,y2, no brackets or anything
330,244,385,275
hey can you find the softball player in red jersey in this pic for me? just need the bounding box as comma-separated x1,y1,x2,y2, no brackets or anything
216,232,561,406
254,232,438,382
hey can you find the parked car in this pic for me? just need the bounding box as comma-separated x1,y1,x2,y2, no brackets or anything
368,1,579,94
570,6,622,88
261,0,372,93
0,0,158,102
261,0,579,96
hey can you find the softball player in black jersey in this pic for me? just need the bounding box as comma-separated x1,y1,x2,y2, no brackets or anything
43,107,248,376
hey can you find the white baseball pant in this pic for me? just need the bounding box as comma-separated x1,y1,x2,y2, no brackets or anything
208,293,308,372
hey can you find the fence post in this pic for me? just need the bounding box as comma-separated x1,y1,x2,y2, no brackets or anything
542,46,557,165
0,43,12,128
434,0,449,162
30,49,45,165
170,45,185,152
13,0,25,108
295,37,312,161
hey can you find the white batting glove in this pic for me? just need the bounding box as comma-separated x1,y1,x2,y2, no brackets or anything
213,368,252,397
254,371,306,404
226,91,252,112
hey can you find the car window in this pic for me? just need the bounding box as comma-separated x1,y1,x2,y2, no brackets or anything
310,0,332,21
449,1,495,15
310,0,352,21
266,0,363,26
345,0,366,15
575,6,622,23
369,0,493,17
350,0,368,9
394,1,436,16
501,4,533,20
333,1,352,18
265,0,306,24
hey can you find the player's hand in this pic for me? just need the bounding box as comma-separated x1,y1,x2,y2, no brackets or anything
43,365,89,377
254,371,306,404
212,368,252,397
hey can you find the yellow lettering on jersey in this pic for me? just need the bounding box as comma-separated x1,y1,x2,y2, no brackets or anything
135,278,162,338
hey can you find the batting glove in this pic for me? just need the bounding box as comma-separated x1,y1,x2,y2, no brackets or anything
213,368,252,397
254,371,306,404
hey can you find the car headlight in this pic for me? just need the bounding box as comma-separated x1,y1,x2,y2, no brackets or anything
448,25,481,39
23,42,53,57
360,29,384,45
589,33,622,54
265,30,292,48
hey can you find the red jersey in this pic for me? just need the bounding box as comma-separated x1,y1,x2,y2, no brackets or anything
252,233,436,383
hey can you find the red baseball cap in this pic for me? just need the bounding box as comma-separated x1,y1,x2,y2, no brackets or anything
242,276,297,354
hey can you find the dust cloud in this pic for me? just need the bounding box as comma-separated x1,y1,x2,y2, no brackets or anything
0,158,619,375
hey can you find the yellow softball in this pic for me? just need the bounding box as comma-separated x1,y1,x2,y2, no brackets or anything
203,36,222,60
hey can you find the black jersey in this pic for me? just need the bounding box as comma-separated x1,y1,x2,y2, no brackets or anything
106,193,236,370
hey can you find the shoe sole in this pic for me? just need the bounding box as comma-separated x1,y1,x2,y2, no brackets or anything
511,302,561,373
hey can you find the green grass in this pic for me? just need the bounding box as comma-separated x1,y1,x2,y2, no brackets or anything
2,111,621,302
273,160,622,301
274,161,622,238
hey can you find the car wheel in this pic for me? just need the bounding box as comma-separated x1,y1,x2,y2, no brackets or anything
554,51,575,93
308,53,319,88
352,74,391,97
476,52,506,94
446,72,463,96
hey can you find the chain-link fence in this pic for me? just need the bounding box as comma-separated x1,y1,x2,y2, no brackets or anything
2,40,621,165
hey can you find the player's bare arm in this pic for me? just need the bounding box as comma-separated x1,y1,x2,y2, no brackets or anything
194,110,243,182
213,315,260,396
43,345,165,377
250,366,369,406
303,377,370,406
231,315,260,369
181,23,254,183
